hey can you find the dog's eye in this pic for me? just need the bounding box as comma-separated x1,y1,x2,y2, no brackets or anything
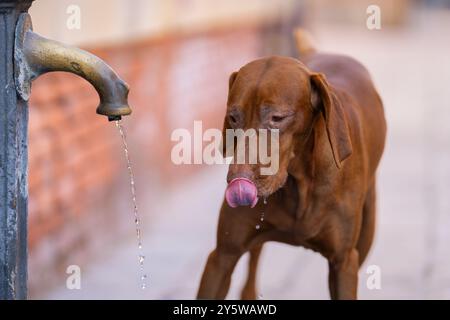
227,109,243,127
271,115,286,123
229,115,237,124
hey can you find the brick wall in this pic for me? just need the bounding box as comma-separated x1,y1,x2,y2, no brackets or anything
27,24,267,295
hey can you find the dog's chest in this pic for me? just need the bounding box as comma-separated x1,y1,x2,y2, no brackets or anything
266,182,326,246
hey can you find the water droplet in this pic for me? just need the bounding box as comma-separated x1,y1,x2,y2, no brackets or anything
263,197,267,205
116,120,148,290
258,294,263,300
141,283,147,290
255,224,261,230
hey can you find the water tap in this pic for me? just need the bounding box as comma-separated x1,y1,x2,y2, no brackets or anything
14,13,132,121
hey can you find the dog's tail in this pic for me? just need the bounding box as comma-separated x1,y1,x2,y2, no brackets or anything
293,28,317,57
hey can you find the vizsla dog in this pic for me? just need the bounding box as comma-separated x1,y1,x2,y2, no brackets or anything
197,30,386,300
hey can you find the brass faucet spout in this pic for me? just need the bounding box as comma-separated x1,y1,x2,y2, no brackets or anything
14,13,132,119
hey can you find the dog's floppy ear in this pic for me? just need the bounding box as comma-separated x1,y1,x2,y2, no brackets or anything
310,73,352,169
221,72,238,157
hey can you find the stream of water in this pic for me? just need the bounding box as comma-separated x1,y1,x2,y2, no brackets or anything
115,120,147,290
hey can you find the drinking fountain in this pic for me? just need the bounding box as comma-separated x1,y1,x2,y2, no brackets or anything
0,0,132,299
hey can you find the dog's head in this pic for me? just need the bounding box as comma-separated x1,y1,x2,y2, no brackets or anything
223,56,352,208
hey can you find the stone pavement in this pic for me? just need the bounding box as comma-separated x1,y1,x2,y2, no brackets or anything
37,11,450,299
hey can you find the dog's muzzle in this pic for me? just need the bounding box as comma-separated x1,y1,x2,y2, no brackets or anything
225,177,258,208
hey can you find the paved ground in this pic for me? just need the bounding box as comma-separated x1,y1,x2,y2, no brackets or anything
38,11,450,299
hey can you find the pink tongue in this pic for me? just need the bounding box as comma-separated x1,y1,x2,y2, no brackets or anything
225,178,258,208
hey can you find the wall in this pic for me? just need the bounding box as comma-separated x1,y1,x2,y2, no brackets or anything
29,0,295,45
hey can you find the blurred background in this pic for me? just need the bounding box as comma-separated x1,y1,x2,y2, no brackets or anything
27,0,450,299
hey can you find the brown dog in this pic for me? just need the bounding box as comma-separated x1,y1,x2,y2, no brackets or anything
197,30,386,300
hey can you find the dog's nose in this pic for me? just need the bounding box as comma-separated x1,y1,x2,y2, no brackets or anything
225,178,258,208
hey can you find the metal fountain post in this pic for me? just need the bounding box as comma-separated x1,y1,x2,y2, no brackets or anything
0,0,132,299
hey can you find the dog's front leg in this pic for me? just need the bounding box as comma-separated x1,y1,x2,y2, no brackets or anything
197,248,242,299
327,249,359,300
